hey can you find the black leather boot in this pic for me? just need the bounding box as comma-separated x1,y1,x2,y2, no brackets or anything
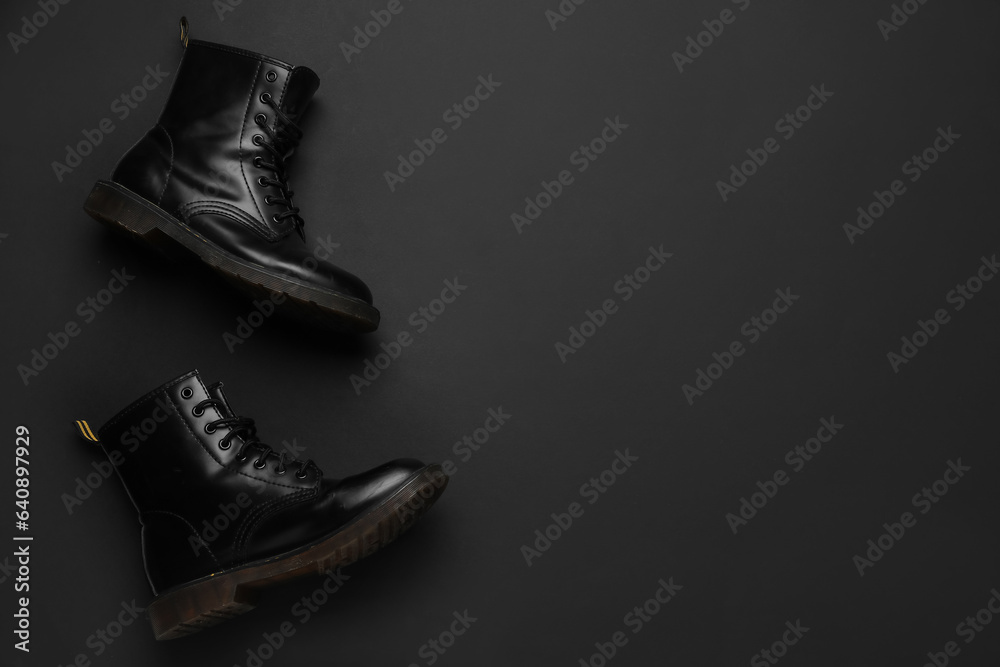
75,370,447,640
83,18,380,332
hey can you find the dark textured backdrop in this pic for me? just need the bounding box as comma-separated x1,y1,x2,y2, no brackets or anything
3,0,1000,665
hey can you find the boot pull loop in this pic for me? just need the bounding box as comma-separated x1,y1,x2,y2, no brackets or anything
179,16,190,48
74,420,100,444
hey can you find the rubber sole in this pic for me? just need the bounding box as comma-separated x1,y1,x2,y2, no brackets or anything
147,464,448,640
83,180,381,333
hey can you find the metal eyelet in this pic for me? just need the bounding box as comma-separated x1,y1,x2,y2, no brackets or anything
260,92,271,104
295,469,308,479
253,156,263,168
253,459,266,469
218,439,231,451
272,214,282,224
266,71,277,82
264,195,274,205
252,134,264,146
192,406,205,417
180,387,193,399
258,176,269,187
274,466,287,475
205,424,217,435
255,113,267,126
236,453,248,462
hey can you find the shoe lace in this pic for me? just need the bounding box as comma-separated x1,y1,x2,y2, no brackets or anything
194,398,319,478
253,92,306,240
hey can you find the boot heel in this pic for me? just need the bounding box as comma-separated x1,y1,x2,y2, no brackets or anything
147,576,258,641
83,180,191,262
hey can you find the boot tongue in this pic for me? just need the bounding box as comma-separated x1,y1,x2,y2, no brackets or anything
273,66,319,161
206,382,235,419
279,66,320,121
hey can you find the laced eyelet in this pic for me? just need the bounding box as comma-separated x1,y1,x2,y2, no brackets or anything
236,453,248,462
258,176,269,187
275,465,287,475
180,387,193,399
264,195,274,205
252,134,264,145
253,156,263,168
255,113,267,126
260,92,271,104
192,406,205,417
219,439,231,450
295,469,308,479
205,424,217,435
253,459,266,469
266,71,277,82
272,214,282,224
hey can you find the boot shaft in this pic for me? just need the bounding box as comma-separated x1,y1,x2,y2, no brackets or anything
88,18,380,329
96,370,320,592
96,370,319,507
111,36,319,241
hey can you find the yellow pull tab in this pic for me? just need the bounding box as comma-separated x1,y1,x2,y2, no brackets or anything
179,16,190,47
74,420,100,443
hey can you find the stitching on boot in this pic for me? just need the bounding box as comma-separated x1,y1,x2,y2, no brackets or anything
238,60,268,230
233,488,317,559
277,67,293,110
143,509,222,569
109,132,148,181
155,124,174,206
177,201,279,241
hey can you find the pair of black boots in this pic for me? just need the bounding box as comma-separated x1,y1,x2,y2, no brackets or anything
77,19,446,640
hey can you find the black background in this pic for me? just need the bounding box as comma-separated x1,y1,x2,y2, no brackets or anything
3,0,1000,665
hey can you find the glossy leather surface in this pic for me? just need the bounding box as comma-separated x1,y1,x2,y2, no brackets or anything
110,39,373,305
97,370,425,594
